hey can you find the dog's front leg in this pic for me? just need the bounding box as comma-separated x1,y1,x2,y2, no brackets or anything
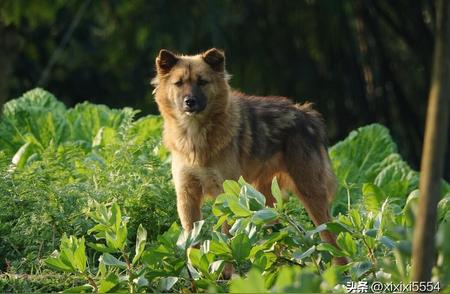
172,165,203,231
176,184,202,231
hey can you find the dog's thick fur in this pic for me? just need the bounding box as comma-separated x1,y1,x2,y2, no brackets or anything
152,48,345,263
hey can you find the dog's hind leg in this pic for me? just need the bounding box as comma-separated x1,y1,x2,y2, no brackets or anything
284,142,347,265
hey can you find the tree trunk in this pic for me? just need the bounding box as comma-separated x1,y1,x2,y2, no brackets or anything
411,0,450,282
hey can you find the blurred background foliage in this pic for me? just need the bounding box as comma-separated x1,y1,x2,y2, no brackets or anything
0,0,448,179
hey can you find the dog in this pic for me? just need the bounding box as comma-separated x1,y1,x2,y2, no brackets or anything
152,48,346,264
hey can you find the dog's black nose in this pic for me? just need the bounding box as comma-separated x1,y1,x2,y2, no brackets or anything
184,96,197,110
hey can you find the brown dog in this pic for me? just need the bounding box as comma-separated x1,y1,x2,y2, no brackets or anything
152,48,345,264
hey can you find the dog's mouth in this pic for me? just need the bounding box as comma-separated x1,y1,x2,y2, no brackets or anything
183,105,206,115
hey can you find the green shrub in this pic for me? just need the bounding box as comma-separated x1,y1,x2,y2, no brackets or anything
0,89,176,273
1,89,449,292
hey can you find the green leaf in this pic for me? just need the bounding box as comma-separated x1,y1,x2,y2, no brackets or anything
133,224,147,264
189,220,205,245
87,242,117,253
241,184,266,210
316,243,345,257
62,284,94,293
100,253,127,268
159,277,178,291
326,222,353,234
252,208,278,225
209,239,232,256
228,197,252,217
305,223,327,239
378,236,396,249
98,272,119,293
374,159,418,198
351,261,373,279
271,177,284,209
11,142,34,168
329,124,419,213
336,232,357,256
230,234,251,262
362,183,386,213
188,248,203,271
44,257,75,273
73,236,87,273
229,268,268,293
209,260,224,274
212,193,233,216
223,180,241,196
176,230,190,250
293,245,316,261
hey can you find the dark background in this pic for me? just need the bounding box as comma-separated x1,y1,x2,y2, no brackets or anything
1,0,449,180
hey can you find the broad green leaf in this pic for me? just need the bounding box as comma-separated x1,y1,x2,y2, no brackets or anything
252,208,278,225
100,253,127,268
87,242,117,253
73,236,87,273
271,177,284,209
228,197,252,217
229,268,268,293
159,277,178,291
189,220,205,245
351,261,373,279
44,257,75,273
188,248,203,271
209,260,224,274
374,159,418,198
378,236,396,249
133,224,147,264
326,221,353,234
209,239,232,256
305,223,327,239
403,190,419,226
62,284,93,293
98,273,119,293
316,243,345,257
293,245,316,261
241,184,266,210
229,218,247,236
11,142,33,168
272,266,296,292
336,232,357,256
330,125,396,205
362,183,386,213
438,196,450,222
223,180,241,196
230,234,251,262
176,230,190,250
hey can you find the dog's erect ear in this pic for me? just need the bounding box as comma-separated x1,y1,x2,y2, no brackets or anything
156,49,179,75
202,48,225,72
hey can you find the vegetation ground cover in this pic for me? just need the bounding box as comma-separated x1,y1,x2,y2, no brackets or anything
0,89,449,292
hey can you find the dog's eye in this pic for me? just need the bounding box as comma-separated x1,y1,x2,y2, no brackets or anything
197,79,209,86
174,80,183,87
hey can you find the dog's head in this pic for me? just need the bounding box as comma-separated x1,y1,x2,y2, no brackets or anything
152,48,230,118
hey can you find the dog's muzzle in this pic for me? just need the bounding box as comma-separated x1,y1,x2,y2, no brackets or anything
183,95,205,113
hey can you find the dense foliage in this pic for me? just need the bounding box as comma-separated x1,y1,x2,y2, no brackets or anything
0,89,449,292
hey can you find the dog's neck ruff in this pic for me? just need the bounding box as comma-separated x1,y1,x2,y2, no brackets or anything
163,99,239,165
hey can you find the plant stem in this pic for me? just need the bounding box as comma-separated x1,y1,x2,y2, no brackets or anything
123,253,135,293
84,273,98,292
186,264,197,292
282,214,322,274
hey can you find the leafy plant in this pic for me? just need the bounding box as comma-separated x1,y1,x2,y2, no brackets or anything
1,89,449,292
